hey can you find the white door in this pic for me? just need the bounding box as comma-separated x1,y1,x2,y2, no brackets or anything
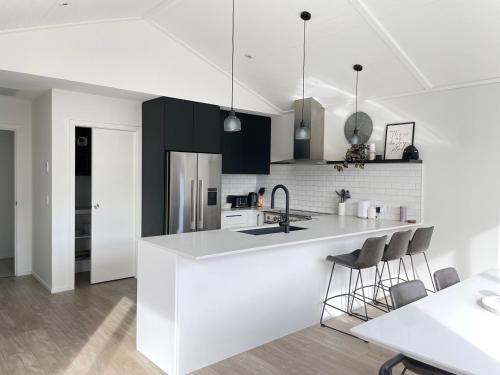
91,128,136,284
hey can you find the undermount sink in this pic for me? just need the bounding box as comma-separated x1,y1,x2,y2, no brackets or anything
238,226,307,236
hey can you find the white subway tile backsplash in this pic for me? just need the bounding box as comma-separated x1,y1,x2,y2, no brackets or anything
221,174,257,203
255,164,422,221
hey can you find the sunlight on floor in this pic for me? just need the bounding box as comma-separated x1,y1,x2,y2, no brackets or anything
64,296,135,374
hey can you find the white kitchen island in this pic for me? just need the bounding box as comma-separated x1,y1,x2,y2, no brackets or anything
137,215,418,375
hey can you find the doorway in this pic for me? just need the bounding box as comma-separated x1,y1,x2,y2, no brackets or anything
0,129,15,277
74,125,137,286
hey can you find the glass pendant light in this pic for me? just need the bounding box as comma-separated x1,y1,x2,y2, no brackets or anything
224,0,241,132
295,11,311,140
350,64,363,145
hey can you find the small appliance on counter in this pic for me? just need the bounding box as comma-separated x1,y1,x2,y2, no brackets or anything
247,192,258,207
227,195,249,208
257,187,265,207
357,200,371,218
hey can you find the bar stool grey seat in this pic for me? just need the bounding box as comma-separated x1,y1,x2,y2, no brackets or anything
379,280,455,375
320,235,387,340
434,267,460,291
374,230,412,310
405,226,436,292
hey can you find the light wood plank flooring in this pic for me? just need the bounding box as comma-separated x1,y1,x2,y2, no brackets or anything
0,274,409,375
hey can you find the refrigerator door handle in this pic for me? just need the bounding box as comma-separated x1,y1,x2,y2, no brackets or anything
190,179,196,230
198,179,204,230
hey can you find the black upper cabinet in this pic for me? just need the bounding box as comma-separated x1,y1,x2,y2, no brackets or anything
164,98,194,152
193,102,221,153
163,97,221,153
221,111,271,174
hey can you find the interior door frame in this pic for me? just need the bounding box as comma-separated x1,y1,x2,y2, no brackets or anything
68,120,141,289
0,124,17,276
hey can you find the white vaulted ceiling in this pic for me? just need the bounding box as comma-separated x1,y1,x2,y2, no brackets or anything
0,0,499,112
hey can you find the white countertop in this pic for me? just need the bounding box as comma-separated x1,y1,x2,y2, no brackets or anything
140,215,418,260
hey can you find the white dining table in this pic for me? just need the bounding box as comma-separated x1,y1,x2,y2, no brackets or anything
351,269,500,375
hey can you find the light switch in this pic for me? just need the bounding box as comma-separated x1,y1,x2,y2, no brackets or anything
46,195,50,206
45,161,50,173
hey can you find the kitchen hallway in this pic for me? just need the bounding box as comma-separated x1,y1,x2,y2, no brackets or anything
0,274,400,375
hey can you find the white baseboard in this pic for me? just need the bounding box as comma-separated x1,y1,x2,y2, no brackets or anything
31,271,51,292
16,268,31,277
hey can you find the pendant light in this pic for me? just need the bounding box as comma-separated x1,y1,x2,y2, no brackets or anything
224,0,241,132
295,11,311,140
350,64,363,145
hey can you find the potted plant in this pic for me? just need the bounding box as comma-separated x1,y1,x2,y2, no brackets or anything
335,189,351,216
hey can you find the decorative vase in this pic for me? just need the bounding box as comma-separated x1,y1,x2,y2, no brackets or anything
338,202,346,216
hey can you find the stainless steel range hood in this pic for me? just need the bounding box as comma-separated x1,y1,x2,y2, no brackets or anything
272,97,329,164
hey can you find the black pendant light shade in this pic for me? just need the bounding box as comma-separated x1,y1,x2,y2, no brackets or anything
350,64,363,145
224,0,241,132
295,11,311,140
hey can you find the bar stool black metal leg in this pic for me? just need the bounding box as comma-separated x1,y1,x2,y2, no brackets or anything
400,258,409,280
423,252,436,292
358,270,369,321
409,254,416,280
349,271,360,314
387,262,394,288
347,268,353,313
320,262,336,324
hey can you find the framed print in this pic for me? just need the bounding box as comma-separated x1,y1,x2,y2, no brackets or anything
384,122,415,160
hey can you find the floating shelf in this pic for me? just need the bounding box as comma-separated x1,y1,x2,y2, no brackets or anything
75,235,91,240
327,159,423,164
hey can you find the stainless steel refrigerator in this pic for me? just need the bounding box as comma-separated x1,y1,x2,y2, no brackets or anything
165,152,222,234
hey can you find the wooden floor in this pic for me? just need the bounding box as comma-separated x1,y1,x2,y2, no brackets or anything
0,274,410,375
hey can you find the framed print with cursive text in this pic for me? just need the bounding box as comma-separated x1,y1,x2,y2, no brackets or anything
383,122,415,160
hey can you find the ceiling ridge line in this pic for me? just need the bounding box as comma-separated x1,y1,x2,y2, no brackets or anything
0,17,142,36
142,0,181,21
348,0,434,90
367,76,500,102
145,19,286,114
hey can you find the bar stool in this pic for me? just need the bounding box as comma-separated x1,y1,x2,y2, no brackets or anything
405,226,436,292
320,235,387,340
373,230,412,310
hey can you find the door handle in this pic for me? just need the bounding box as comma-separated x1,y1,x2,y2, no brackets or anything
190,180,196,230
93,204,100,209
198,179,203,230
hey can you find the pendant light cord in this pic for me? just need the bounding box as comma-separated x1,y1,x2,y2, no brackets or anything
354,70,359,131
301,17,306,124
231,0,235,111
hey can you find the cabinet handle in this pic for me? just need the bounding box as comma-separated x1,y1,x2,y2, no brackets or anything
226,214,242,217
190,180,196,230
198,179,204,230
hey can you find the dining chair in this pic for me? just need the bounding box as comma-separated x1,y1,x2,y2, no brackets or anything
379,281,455,374
434,267,460,291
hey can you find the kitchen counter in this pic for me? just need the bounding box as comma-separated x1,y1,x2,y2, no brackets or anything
140,215,416,260
137,216,421,375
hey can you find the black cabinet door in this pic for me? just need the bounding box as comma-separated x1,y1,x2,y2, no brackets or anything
221,111,271,174
193,103,221,153
164,97,194,152
243,114,271,174
221,111,244,173
142,98,165,237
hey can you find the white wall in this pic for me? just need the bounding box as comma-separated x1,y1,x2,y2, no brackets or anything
50,89,141,292
32,92,51,286
0,19,278,115
0,130,15,259
271,84,500,278
0,97,32,276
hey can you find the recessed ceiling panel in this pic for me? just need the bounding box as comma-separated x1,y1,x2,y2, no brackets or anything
151,0,425,110
363,0,500,87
